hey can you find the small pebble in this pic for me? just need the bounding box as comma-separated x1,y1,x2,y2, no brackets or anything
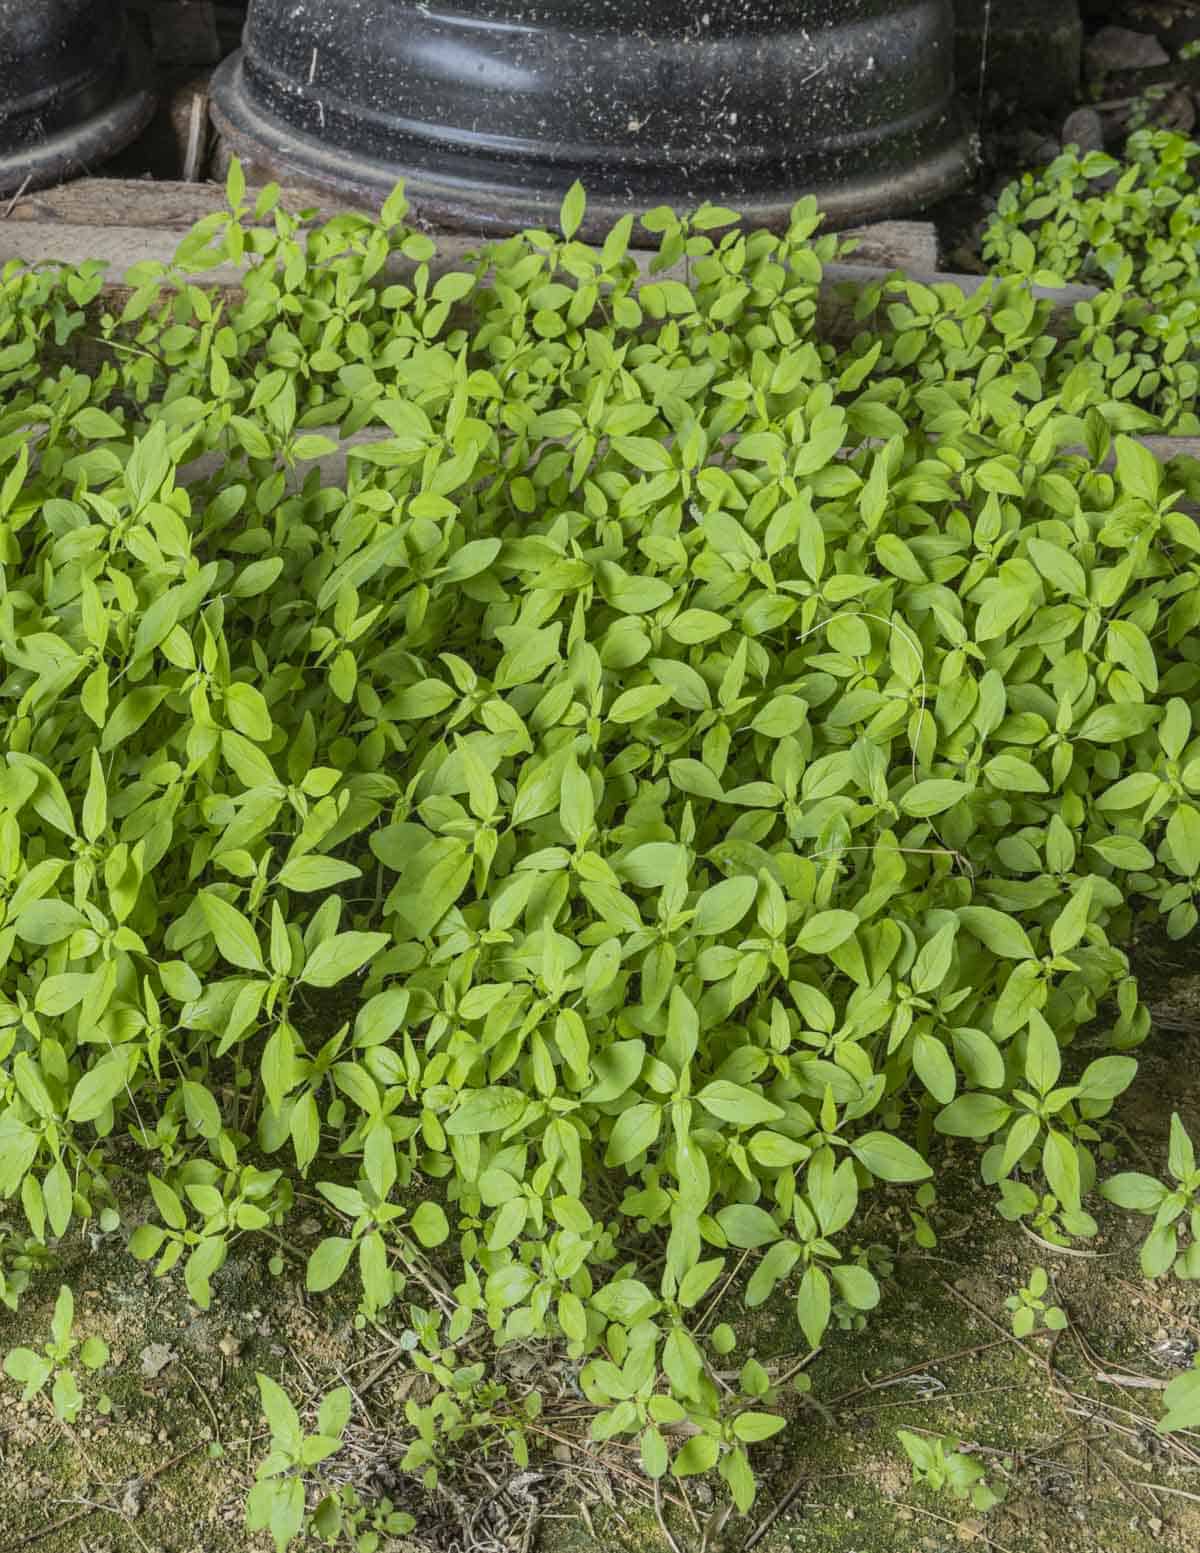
120,1477,146,1518
1085,26,1169,77
1061,108,1105,156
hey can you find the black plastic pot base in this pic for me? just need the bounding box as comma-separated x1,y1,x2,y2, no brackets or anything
0,82,156,197
210,0,973,239
212,51,969,237
0,3,156,197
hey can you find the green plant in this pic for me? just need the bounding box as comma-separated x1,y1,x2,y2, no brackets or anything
1126,86,1170,134
578,1315,789,1510
1160,1355,1200,1432
1100,1112,1200,1277
2,1283,109,1420
897,1429,1006,1511
396,1303,537,1489
2,156,1200,1514
0,1223,52,1311
1004,1264,1068,1337
247,1375,371,1552
985,130,1200,289
983,129,1200,431
905,1181,938,1250
312,1485,416,1552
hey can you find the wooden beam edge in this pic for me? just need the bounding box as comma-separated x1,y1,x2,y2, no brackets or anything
0,218,1097,340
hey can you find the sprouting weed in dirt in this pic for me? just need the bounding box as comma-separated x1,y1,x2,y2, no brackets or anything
2,1283,110,1422
1004,1265,1068,1339
312,1484,416,1553
398,1304,535,1492
246,1374,403,1553
581,1315,786,1511
906,1182,938,1250
0,1223,54,1311
1100,1111,1200,1279
897,1430,1007,1513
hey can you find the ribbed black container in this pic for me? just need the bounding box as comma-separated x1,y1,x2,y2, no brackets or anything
0,0,155,195
211,0,971,237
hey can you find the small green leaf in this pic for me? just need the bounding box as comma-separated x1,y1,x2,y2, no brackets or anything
672,1432,720,1477
733,1411,787,1442
830,1263,880,1310
796,1265,831,1349
300,932,389,988
849,1132,932,1183
935,1094,1013,1139
901,779,972,817
693,875,758,936
716,1204,782,1248
200,892,264,972
959,907,1035,960
410,1201,450,1247
641,1426,669,1478
697,1082,785,1127
306,1237,355,1293
68,1053,131,1124
182,1080,222,1139
444,1088,528,1136
1043,1129,1081,1212
1100,1172,1168,1213
794,910,858,954
276,856,362,892
560,180,586,241
226,156,246,210
1161,1369,1200,1433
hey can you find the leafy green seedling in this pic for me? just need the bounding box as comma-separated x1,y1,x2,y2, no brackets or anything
246,1375,352,1552
1101,1113,1200,1278
1005,1266,1068,1338
3,1285,109,1421
311,1483,416,1552
897,1430,1006,1512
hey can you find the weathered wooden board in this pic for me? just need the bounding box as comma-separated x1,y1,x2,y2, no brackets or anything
174,428,1200,502
0,217,1096,343
4,177,942,271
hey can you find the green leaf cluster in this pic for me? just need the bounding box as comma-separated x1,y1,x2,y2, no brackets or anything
1003,1264,1067,1338
2,1283,109,1421
1100,1111,1200,1280
898,1429,1005,1513
247,1375,358,1552
984,128,1200,432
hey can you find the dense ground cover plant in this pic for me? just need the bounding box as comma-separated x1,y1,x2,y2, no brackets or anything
983,128,1200,431
1,162,1199,1520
